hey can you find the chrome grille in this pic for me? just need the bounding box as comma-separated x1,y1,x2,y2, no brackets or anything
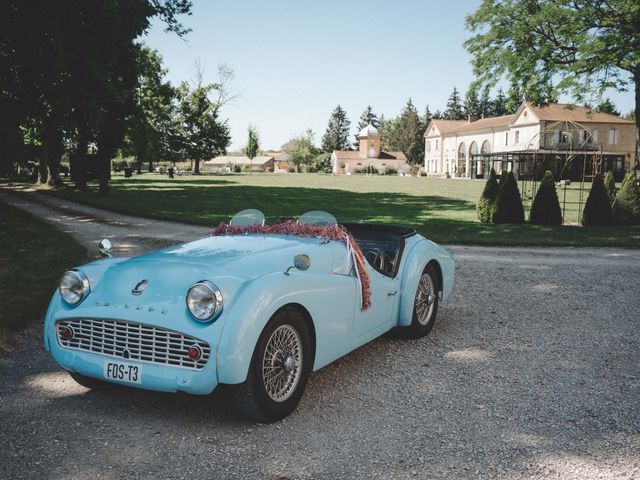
56,318,210,370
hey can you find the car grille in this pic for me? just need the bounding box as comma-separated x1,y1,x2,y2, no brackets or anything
56,318,210,370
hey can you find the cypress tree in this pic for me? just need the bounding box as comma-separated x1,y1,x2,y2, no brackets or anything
530,170,562,225
582,174,613,226
476,168,499,223
612,172,640,225
603,171,617,205
493,171,525,224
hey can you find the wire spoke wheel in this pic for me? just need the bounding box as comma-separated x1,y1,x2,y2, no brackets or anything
415,273,436,326
262,324,303,402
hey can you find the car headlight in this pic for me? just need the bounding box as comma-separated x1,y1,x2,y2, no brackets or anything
186,280,223,322
59,270,90,306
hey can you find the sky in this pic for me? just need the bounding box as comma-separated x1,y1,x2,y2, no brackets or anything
144,0,635,151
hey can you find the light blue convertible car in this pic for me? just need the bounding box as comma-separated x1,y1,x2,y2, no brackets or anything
44,210,454,421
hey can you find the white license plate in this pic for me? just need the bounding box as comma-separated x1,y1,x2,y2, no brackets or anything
103,361,142,384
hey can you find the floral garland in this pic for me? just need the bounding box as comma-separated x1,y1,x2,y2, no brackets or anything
210,221,371,311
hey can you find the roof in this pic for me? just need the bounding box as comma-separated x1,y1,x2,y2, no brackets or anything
205,155,274,166
449,114,514,134
523,102,633,124
359,123,380,137
333,150,407,161
425,119,466,136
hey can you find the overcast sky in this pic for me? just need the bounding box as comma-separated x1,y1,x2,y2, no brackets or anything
144,0,635,151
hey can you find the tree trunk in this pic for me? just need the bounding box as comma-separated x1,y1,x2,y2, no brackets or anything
136,156,142,175
73,127,89,191
634,70,639,172
194,158,200,174
148,158,153,173
42,117,64,187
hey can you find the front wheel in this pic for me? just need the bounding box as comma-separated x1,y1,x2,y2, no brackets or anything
232,307,312,422
401,264,439,338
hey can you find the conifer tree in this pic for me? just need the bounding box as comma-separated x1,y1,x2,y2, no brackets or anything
321,105,351,152
444,87,464,120
582,174,613,226
464,87,480,117
612,172,640,225
493,88,508,116
354,105,379,148
493,171,524,224
603,170,617,205
529,170,562,225
477,168,498,223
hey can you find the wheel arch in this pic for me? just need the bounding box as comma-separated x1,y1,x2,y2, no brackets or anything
282,302,316,370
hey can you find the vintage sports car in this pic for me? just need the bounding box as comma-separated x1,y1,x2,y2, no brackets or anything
44,210,454,422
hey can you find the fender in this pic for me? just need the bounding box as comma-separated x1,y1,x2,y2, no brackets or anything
216,270,357,385
397,238,455,327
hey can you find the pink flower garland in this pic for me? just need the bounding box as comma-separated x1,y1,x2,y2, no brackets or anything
210,220,371,311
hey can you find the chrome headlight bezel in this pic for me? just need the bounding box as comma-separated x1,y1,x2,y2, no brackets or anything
59,269,91,306
186,280,223,322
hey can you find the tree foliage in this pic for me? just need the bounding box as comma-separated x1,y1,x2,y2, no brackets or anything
529,170,562,225
493,171,524,224
288,130,317,172
465,0,640,166
321,105,350,152
476,168,498,223
603,170,617,204
444,87,464,120
244,125,260,160
612,172,640,225
582,174,613,226
383,99,425,165
354,106,379,148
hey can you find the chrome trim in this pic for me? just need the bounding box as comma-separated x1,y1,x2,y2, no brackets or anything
186,280,223,322
55,318,211,371
59,269,91,306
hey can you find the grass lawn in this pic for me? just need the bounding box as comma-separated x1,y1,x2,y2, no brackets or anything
0,201,87,337
32,172,640,248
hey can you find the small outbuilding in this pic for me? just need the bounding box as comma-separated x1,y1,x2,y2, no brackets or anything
331,125,408,174
204,155,275,172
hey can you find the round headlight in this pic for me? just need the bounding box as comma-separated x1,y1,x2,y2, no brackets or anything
186,280,222,322
59,270,90,306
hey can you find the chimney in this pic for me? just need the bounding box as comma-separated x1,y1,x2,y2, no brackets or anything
468,113,480,123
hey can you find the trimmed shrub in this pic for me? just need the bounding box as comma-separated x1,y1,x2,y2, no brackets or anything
493,171,524,224
233,164,241,173
313,153,333,173
612,172,640,225
384,165,397,175
582,174,613,226
529,170,562,225
476,168,498,223
603,171,616,205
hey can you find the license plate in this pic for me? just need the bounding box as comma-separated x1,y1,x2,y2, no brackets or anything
103,361,142,384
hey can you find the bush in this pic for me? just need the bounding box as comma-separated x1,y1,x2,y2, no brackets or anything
362,164,378,175
314,153,333,173
612,172,640,225
476,168,498,223
419,170,427,177
603,171,617,205
287,166,296,173
493,171,524,224
233,164,241,173
384,165,397,176
582,174,613,226
529,170,562,225
112,159,130,172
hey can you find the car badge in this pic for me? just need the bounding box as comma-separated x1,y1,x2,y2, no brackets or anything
131,279,148,295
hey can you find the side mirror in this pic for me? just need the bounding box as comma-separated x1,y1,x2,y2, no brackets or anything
284,253,310,275
99,239,113,258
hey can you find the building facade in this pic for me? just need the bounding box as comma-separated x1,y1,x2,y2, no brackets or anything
332,124,408,174
424,102,635,181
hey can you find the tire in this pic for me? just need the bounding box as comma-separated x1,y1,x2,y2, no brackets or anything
401,263,439,338
232,306,312,422
69,371,118,390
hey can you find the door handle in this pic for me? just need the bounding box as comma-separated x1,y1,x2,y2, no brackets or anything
387,290,398,296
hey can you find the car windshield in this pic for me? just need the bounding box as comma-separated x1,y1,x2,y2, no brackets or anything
297,210,337,226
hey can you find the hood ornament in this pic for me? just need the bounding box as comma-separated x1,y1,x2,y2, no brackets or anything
131,280,148,295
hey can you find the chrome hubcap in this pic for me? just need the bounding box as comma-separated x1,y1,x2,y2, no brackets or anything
415,273,436,326
262,324,303,402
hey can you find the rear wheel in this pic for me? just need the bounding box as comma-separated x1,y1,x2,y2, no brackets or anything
232,307,312,422
69,371,118,390
401,264,439,338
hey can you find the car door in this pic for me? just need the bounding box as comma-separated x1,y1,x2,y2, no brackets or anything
352,266,399,344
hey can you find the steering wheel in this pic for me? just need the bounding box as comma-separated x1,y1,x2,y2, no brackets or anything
367,248,389,273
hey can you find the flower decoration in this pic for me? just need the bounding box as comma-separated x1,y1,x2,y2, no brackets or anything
210,220,371,310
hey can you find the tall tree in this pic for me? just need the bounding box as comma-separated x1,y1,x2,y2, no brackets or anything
595,98,621,116
479,85,493,117
244,125,260,165
384,99,425,165
321,105,351,152
444,87,464,120
288,130,317,172
493,88,508,116
465,0,640,168
354,106,379,148
464,87,481,118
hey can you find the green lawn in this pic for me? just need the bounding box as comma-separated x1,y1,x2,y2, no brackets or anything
35,172,639,247
0,201,87,337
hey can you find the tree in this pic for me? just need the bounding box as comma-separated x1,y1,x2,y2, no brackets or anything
479,85,493,117
444,87,464,120
465,0,640,169
381,99,425,164
493,88,508,116
477,168,498,223
354,106,380,148
612,172,640,225
505,83,523,114
530,170,562,225
595,99,621,116
493,171,524,224
604,171,617,204
582,174,613,226
321,105,350,152
464,87,481,117
244,125,260,160
288,130,316,172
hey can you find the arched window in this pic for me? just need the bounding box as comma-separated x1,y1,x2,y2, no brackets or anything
457,143,466,160
469,142,479,156
481,140,491,154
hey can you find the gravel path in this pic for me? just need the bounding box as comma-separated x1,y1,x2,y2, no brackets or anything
1,188,639,479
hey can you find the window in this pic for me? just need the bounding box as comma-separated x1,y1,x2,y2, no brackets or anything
608,128,617,145
435,139,439,150
505,132,509,145
515,130,520,144
458,143,466,160
592,129,599,144
481,140,491,154
426,140,431,152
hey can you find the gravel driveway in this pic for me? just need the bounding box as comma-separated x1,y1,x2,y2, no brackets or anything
1,188,639,479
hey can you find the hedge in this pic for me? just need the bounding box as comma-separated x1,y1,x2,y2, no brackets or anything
493,171,524,224
476,168,498,223
612,172,640,225
582,173,613,226
529,170,562,225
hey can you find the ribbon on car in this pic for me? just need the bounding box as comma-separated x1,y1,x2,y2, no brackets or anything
210,220,371,311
